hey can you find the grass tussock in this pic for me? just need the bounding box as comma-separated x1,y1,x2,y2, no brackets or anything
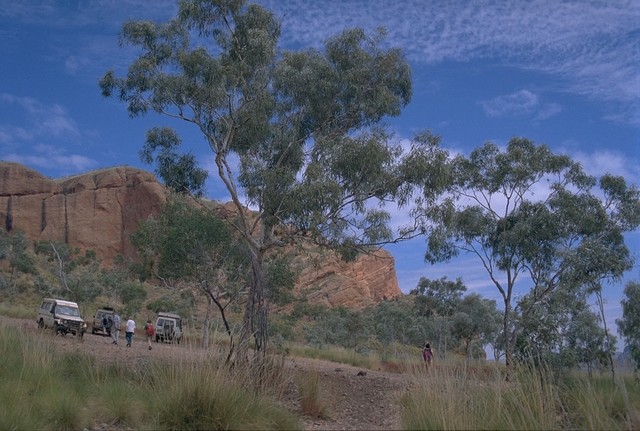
298,371,330,419
0,325,300,430
401,362,640,430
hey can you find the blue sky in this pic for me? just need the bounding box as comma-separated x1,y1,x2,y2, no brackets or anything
1,0,638,339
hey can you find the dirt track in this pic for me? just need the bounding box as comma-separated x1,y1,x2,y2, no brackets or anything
2,315,409,430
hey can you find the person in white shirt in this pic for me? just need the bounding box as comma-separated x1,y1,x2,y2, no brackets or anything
125,317,136,347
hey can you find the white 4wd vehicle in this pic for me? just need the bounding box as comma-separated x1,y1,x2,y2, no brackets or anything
37,298,87,337
155,312,183,344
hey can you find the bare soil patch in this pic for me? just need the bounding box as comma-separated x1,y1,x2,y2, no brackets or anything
1,315,409,430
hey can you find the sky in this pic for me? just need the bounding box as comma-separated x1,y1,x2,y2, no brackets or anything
1,0,639,341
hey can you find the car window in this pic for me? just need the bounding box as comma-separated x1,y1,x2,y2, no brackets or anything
57,305,80,317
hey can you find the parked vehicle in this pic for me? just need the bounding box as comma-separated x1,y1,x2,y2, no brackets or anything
36,298,86,337
155,312,183,344
91,307,115,336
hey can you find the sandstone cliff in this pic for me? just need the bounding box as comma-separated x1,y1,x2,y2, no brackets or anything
0,162,401,308
0,162,167,263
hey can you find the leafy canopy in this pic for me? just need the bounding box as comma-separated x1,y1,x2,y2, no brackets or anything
417,137,640,364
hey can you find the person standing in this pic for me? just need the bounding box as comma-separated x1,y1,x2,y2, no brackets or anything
102,314,113,336
144,319,155,350
125,316,136,347
111,311,121,345
422,342,434,368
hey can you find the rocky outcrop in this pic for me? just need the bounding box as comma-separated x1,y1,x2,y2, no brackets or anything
0,162,167,263
0,162,402,308
292,248,401,309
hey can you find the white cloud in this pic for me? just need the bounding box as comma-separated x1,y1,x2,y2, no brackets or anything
480,90,538,117
0,94,79,140
479,89,563,121
570,149,639,184
0,94,94,174
259,0,639,125
4,144,97,173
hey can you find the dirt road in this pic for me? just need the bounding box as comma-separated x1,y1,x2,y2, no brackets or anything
1,315,409,430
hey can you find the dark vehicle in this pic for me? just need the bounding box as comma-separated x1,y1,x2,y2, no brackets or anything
91,307,115,336
155,312,183,344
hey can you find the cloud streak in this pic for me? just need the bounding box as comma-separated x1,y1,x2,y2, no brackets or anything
260,0,639,124
479,89,562,121
4,144,97,174
0,94,97,174
5,1,636,123
0,94,80,143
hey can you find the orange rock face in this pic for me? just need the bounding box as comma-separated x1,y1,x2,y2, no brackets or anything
0,162,402,308
293,248,402,309
0,162,167,263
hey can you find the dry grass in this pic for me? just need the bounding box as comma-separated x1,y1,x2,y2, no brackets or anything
298,370,330,419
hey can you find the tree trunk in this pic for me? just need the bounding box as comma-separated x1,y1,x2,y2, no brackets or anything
237,245,267,361
596,290,616,381
503,300,513,368
202,295,212,348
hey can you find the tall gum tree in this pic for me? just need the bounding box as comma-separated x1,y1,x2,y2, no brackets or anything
418,138,640,367
100,0,447,359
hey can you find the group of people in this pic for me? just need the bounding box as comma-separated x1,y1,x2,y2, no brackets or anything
105,312,156,350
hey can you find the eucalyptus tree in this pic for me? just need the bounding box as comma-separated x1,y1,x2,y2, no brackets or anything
516,286,613,375
450,293,501,360
131,195,248,355
418,138,640,366
410,276,466,353
617,281,640,371
33,240,103,308
100,0,444,358
0,230,36,290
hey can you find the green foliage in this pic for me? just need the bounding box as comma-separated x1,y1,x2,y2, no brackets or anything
264,254,297,305
119,281,148,315
617,281,640,370
101,0,446,354
0,230,37,293
419,138,640,364
410,277,501,358
141,127,208,196
131,195,246,287
411,276,466,317
33,240,105,305
516,287,614,373
146,297,179,314
2,230,37,275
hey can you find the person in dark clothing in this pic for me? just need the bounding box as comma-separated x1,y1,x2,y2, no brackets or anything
422,343,434,368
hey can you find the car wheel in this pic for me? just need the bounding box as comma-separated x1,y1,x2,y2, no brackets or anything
38,319,44,329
